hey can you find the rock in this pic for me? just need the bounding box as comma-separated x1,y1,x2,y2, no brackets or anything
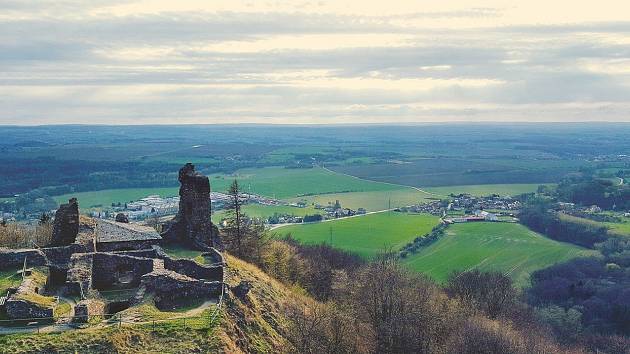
232,281,252,299
50,198,79,246
161,163,221,249
115,213,129,223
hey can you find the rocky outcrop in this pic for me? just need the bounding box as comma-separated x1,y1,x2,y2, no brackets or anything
115,213,129,223
161,163,221,249
50,198,79,246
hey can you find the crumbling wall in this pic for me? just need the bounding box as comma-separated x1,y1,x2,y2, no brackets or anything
161,163,221,249
73,299,105,323
0,248,46,270
50,198,79,246
96,240,160,252
162,256,223,281
4,278,54,320
141,269,222,310
91,253,154,289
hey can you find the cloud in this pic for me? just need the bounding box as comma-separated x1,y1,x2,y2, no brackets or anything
0,2,630,124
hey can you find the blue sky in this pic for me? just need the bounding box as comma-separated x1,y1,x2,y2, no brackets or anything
1,0,630,124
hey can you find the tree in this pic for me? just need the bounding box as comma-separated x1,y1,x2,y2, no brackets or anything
224,179,245,256
39,212,51,225
446,270,516,319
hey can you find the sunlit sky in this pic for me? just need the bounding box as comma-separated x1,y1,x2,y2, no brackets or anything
2,0,630,124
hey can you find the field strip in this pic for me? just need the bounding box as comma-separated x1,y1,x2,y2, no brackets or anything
320,166,446,198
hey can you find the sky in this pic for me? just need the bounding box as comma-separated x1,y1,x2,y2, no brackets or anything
2,0,630,124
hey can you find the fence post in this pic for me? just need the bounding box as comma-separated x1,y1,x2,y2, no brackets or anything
183,317,186,328
153,320,155,332
118,314,122,328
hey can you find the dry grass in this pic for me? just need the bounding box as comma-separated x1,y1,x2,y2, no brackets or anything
0,223,52,249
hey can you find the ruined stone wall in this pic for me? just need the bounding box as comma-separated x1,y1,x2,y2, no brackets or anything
0,248,46,270
96,240,160,252
41,244,86,268
141,269,222,310
4,278,54,320
50,198,79,246
162,256,223,281
73,299,106,323
91,253,154,290
161,163,221,249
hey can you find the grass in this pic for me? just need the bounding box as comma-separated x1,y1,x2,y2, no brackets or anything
161,245,206,264
288,188,435,212
53,166,401,210
558,213,630,237
14,292,56,308
425,184,552,197
209,166,401,199
212,204,318,224
402,222,596,287
276,212,441,258
0,268,21,295
54,301,72,319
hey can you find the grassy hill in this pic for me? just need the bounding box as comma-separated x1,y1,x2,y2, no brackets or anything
0,253,313,353
402,222,596,287
276,212,441,258
288,188,435,212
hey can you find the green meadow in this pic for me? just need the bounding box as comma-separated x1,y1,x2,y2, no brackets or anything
276,212,441,258
208,166,400,199
288,188,435,212
425,184,550,197
212,204,318,223
402,222,595,287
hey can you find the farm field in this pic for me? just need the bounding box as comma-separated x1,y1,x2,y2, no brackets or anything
331,158,582,188
53,166,401,210
425,184,551,197
212,204,318,223
402,222,596,287
558,213,630,237
276,212,441,258
289,188,436,212
207,166,401,199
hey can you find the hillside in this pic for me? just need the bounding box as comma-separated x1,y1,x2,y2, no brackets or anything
0,253,312,353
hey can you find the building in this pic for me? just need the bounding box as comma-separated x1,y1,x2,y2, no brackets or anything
95,219,162,252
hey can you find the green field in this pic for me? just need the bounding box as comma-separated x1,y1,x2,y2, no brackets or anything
558,213,630,237
54,187,179,209
289,188,435,212
212,204,318,223
276,212,441,258
402,222,595,287
425,184,551,197
208,166,400,199
0,268,21,296
53,166,401,210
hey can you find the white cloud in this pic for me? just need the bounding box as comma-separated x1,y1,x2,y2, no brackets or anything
1,1,630,124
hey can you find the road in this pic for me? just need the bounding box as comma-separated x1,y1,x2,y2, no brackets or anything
319,165,446,198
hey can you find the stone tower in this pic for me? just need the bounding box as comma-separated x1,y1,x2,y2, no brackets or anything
50,198,79,246
161,163,221,249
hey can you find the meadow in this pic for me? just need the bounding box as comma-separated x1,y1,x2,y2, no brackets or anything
425,184,550,197
208,166,401,199
276,212,441,258
211,204,318,223
331,158,584,188
402,222,595,287
289,188,436,211
558,213,630,237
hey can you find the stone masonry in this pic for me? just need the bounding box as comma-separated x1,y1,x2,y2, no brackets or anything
161,163,221,249
50,198,79,246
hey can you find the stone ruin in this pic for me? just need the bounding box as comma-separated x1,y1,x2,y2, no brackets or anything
50,198,79,246
0,164,225,323
161,163,222,250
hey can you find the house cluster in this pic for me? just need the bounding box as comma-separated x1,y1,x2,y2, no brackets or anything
314,200,366,219
92,191,283,221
